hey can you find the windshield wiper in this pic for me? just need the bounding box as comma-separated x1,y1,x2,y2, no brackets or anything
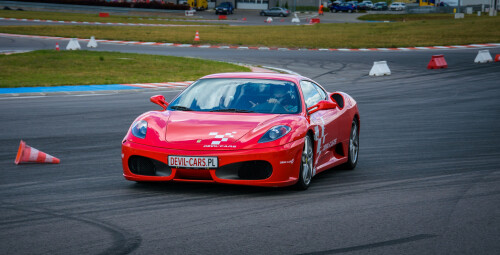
169,105,193,111
210,108,254,113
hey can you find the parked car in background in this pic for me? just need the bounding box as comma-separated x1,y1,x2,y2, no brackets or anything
389,2,406,11
328,0,342,11
361,1,374,8
260,7,290,17
357,2,372,10
215,2,234,15
372,2,388,10
346,1,358,7
331,3,357,12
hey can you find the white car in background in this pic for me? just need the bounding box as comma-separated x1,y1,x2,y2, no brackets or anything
361,1,374,8
389,2,406,11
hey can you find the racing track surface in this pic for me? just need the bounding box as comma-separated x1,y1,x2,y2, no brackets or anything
1,36,500,254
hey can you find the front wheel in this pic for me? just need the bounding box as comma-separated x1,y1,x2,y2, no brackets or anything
344,119,359,170
296,135,314,190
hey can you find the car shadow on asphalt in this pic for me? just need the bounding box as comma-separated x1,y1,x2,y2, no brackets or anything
127,164,357,196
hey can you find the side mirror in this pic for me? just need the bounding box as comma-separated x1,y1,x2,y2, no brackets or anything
150,95,168,111
307,100,338,115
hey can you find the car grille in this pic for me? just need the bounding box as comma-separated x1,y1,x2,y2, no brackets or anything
215,161,272,180
128,156,172,177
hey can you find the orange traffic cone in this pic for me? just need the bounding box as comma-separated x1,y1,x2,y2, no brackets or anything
15,140,60,165
194,31,200,42
55,42,60,51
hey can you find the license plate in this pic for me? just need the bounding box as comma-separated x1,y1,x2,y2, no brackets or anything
168,156,218,169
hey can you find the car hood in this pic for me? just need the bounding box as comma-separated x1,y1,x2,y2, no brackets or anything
164,111,279,150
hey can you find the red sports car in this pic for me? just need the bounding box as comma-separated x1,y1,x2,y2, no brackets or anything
122,72,360,189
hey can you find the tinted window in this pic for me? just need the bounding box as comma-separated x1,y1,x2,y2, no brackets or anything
169,78,301,114
300,80,323,108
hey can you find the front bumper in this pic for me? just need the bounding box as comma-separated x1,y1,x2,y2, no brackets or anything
122,138,304,187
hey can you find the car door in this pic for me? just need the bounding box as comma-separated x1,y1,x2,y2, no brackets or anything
300,80,341,173
270,7,280,16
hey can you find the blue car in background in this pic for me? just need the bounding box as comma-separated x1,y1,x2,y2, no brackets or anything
215,2,234,15
331,3,357,13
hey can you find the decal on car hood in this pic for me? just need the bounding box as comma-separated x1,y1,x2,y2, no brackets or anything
164,111,278,150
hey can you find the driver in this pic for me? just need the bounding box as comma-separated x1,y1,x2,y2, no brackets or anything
267,86,296,112
267,86,287,104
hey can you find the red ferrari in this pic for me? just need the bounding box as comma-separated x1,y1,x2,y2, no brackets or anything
122,72,360,189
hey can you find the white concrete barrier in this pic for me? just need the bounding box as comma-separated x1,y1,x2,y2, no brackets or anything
474,50,493,63
291,13,300,23
87,36,98,48
369,61,391,76
66,38,81,50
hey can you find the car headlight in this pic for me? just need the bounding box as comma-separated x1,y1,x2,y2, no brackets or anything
131,120,148,139
258,125,291,143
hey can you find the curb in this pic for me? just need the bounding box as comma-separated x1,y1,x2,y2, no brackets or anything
0,82,193,98
1,32,499,52
0,17,221,27
0,64,281,98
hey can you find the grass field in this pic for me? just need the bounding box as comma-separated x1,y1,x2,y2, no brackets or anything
1,14,498,48
0,10,216,25
0,50,249,87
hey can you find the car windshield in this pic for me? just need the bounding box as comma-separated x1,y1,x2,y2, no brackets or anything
168,78,301,114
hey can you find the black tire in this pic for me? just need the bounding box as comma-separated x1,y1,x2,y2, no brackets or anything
344,118,359,170
260,12,264,16
296,135,314,190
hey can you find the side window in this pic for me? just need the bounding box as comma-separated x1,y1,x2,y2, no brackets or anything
300,80,323,108
311,82,327,100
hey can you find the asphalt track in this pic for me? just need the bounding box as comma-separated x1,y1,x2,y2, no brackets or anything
1,36,500,254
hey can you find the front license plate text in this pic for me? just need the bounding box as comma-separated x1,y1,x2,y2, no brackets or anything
168,156,218,169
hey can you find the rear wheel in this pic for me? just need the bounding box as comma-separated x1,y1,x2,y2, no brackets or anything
296,135,314,190
344,119,359,170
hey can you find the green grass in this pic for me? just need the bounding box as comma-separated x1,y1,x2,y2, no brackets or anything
0,10,215,25
1,14,499,48
0,50,249,87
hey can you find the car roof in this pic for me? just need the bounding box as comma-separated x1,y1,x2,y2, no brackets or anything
200,72,306,83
